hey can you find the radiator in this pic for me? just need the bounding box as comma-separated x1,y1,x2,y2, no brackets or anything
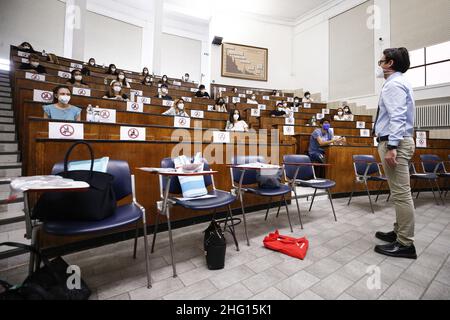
415,104,450,128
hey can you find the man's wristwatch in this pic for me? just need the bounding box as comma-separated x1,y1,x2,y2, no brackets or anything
387,145,397,150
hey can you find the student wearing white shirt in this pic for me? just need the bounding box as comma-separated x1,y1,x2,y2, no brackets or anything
247,95,258,105
333,108,346,121
226,110,249,132
163,98,189,117
215,98,227,113
115,70,131,88
302,91,314,103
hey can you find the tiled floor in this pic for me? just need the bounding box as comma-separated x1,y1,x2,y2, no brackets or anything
1,193,449,300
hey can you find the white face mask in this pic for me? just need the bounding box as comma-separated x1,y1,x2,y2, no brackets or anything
58,95,71,104
162,89,168,94
74,75,82,81
163,77,168,82
145,78,152,83
305,95,310,99
338,112,343,116
113,86,121,93
252,96,256,100
143,70,148,75
233,114,240,121
118,75,125,80
178,104,185,110
111,68,116,73
344,109,350,113
185,76,189,80
31,62,39,67
89,61,95,66
376,66,385,79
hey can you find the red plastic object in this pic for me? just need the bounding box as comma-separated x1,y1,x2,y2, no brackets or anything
263,230,309,260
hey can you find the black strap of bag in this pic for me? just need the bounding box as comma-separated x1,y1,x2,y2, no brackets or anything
63,141,95,179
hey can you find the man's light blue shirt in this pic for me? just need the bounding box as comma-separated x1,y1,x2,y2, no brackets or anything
374,72,415,147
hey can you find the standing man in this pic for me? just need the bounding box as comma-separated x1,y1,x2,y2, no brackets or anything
373,47,417,259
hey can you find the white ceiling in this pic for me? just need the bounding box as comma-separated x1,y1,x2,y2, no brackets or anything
117,0,333,23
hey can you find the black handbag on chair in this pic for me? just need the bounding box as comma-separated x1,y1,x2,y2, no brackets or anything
32,142,116,221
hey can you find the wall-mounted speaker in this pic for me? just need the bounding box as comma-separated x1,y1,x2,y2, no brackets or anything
212,36,223,46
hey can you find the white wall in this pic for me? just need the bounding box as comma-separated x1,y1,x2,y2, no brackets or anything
84,11,143,71
0,0,65,61
160,33,202,82
209,13,295,90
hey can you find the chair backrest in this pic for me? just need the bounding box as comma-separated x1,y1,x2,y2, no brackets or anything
420,154,444,173
409,162,417,175
160,157,212,194
231,156,265,185
352,155,379,176
52,160,132,201
283,155,314,180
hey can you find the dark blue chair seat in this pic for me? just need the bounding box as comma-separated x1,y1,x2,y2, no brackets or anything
438,173,450,177
411,173,438,180
174,190,236,210
43,203,143,236
366,175,387,182
296,179,336,189
246,184,291,197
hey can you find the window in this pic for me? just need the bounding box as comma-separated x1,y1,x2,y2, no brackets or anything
0,58,10,71
406,41,450,88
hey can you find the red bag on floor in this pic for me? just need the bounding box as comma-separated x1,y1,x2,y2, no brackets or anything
263,230,309,260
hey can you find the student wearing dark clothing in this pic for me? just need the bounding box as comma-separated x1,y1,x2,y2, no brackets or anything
155,84,173,101
195,85,210,98
19,53,47,74
107,64,118,75
18,42,36,53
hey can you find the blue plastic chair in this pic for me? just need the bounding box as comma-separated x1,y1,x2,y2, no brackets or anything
284,155,337,227
40,160,152,288
230,156,294,246
409,162,441,205
420,154,449,204
151,158,238,277
347,155,389,214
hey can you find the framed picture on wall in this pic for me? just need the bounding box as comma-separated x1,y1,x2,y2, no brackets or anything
221,43,268,81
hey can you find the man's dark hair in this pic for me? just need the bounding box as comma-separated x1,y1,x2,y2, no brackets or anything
161,84,168,89
383,47,410,73
319,118,329,125
199,85,206,90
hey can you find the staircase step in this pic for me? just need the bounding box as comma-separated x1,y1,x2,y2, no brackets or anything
0,164,21,178
0,132,16,141
0,103,12,110
0,93,11,99
0,152,19,163
0,117,13,123
0,142,18,152
0,79,10,85
0,97,12,103
0,87,11,93
0,124,15,131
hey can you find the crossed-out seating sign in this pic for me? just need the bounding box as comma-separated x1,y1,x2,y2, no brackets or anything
33,89,53,103
48,122,84,140
120,126,146,141
72,87,91,97
127,102,144,113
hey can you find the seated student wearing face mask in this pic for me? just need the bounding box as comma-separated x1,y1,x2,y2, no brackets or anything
81,58,96,76
142,75,153,86
247,95,258,105
20,53,47,74
159,75,169,85
195,85,210,98
18,42,36,53
215,98,227,113
271,102,289,117
182,73,190,82
43,86,81,121
66,69,89,88
88,58,96,67
103,80,129,101
107,64,118,75
226,109,249,132
142,67,150,77
334,108,347,121
232,87,238,94
342,105,354,120
156,84,173,101
293,97,301,108
115,70,131,88
163,99,189,117
302,91,314,103
309,119,345,164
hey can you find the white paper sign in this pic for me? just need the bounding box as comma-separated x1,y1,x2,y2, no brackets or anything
416,131,427,139
182,97,192,103
190,88,197,92
374,137,379,147
246,90,253,95
416,138,427,148
239,94,246,98
251,109,261,117
356,121,366,129
232,97,241,103
86,108,116,123
322,109,330,115
137,96,151,105
21,58,29,64
120,126,146,141
33,90,54,103
58,71,71,79
173,81,181,86
258,104,267,110
285,118,295,125
191,110,204,119
70,62,83,69
283,126,295,136
213,131,231,144
207,105,215,111
276,101,282,106
316,113,324,120
72,87,91,97
127,102,144,113
293,107,299,112
174,116,191,128
360,129,370,137
25,72,45,82
263,96,270,100
218,87,227,92
49,122,84,140
304,103,311,109
162,100,174,107
287,97,294,103
130,89,143,97
18,51,30,58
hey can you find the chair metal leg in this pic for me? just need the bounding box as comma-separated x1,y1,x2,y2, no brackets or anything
434,180,444,205
364,180,375,214
292,187,303,229
239,192,250,246
227,205,240,251
427,179,439,205
411,179,418,197
133,222,139,259
375,181,383,203
327,189,338,222
140,208,152,289
275,199,282,218
264,197,272,221
166,207,177,278
386,192,391,202
151,211,161,254
283,195,294,232
347,180,356,206
308,189,317,212
416,190,421,199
